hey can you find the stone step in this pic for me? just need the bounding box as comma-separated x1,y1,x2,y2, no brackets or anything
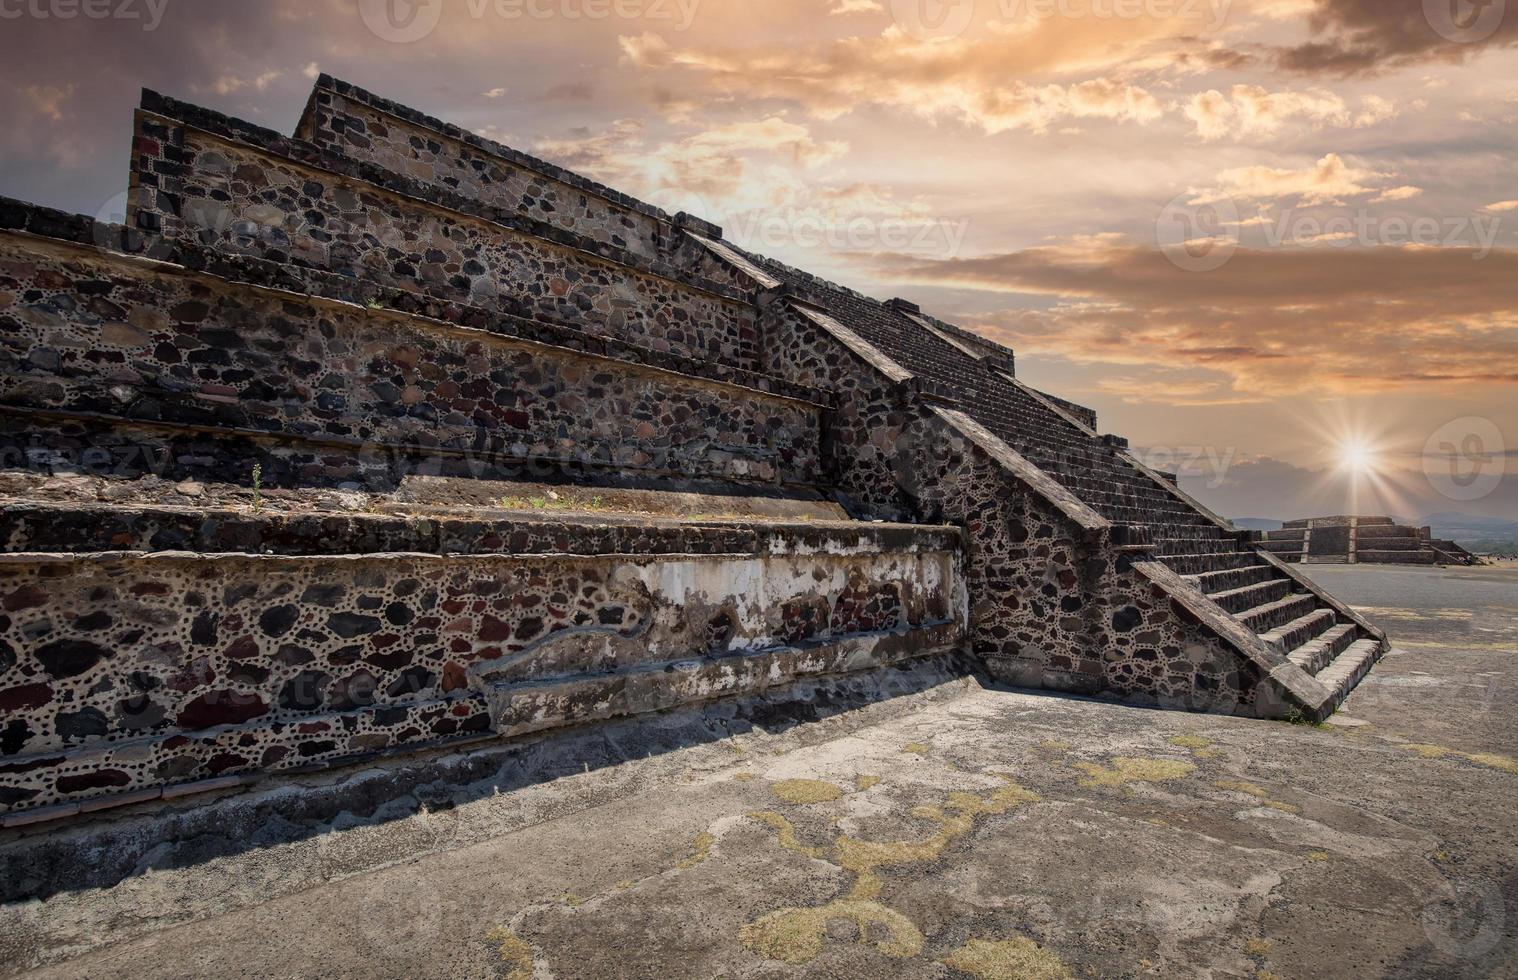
1185,563,1277,594
1163,551,1264,576
1259,609,1338,655
1357,550,1437,565
1209,578,1293,615
1238,594,1319,634
1157,538,1249,557
1316,639,1386,710
1287,623,1360,675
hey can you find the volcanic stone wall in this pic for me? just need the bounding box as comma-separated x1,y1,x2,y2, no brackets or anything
0,233,821,490
0,520,963,819
130,104,760,369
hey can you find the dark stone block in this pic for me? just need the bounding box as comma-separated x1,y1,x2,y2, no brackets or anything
56,769,133,794
56,708,110,743
278,670,332,712
328,612,381,638
1112,607,1143,634
35,640,108,680
177,691,270,730
1,719,34,756
259,604,300,638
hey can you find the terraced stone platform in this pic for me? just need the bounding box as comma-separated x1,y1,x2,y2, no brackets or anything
0,75,1390,825
1262,516,1481,566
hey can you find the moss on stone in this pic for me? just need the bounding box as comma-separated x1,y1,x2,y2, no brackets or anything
942,936,1072,979
772,779,845,804
1076,757,1195,788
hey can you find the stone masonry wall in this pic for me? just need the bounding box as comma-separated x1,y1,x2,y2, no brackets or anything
0,233,820,490
0,523,963,817
762,305,926,522
130,111,760,369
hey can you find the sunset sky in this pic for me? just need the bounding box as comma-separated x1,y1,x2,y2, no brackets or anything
1,0,1514,521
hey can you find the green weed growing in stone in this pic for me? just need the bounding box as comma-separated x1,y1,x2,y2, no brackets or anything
1281,707,1329,730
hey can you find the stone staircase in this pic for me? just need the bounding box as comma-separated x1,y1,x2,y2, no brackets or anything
1182,547,1382,705
727,258,1388,717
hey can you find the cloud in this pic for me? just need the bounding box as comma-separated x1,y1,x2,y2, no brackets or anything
870,238,1518,396
1371,185,1423,203
1094,375,1264,406
1269,0,1518,75
21,84,75,123
197,71,283,97
1486,200,1518,212
1181,85,1398,139
484,87,508,98
617,16,1187,134
1196,153,1394,204
828,0,883,12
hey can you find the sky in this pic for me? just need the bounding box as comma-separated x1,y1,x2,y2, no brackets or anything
0,0,1514,522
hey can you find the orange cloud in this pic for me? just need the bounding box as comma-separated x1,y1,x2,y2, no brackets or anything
617,14,1191,133
1182,85,1397,139
1197,153,1394,204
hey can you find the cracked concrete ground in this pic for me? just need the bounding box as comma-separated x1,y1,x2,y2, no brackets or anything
3,563,1516,979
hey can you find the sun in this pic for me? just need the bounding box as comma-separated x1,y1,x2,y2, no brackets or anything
1340,441,1378,473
